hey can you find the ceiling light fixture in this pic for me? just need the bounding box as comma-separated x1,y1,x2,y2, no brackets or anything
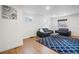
45,6,51,10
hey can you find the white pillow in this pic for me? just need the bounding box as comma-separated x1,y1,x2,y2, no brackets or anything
40,29,44,32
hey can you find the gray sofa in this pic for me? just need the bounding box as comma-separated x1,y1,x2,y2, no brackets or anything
55,28,71,36
37,28,53,37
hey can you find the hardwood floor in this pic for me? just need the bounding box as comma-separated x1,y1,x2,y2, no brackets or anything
0,36,57,54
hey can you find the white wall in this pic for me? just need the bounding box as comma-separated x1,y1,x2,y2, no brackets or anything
41,16,52,30
0,6,23,52
23,12,43,38
51,13,79,35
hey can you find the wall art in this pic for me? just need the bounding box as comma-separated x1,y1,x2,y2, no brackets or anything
2,5,17,19
58,19,68,28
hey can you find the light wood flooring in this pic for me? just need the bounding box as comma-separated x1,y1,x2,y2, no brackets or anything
0,36,57,54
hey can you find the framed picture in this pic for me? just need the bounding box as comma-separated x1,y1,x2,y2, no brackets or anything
58,19,68,28
1,5,17,19
24,16,32,22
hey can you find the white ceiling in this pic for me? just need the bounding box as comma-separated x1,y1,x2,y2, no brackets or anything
20,5,79,17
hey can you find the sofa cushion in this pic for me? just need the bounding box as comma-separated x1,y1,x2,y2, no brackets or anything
40,29,44,32
43,28,48,32
59,28,68,32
